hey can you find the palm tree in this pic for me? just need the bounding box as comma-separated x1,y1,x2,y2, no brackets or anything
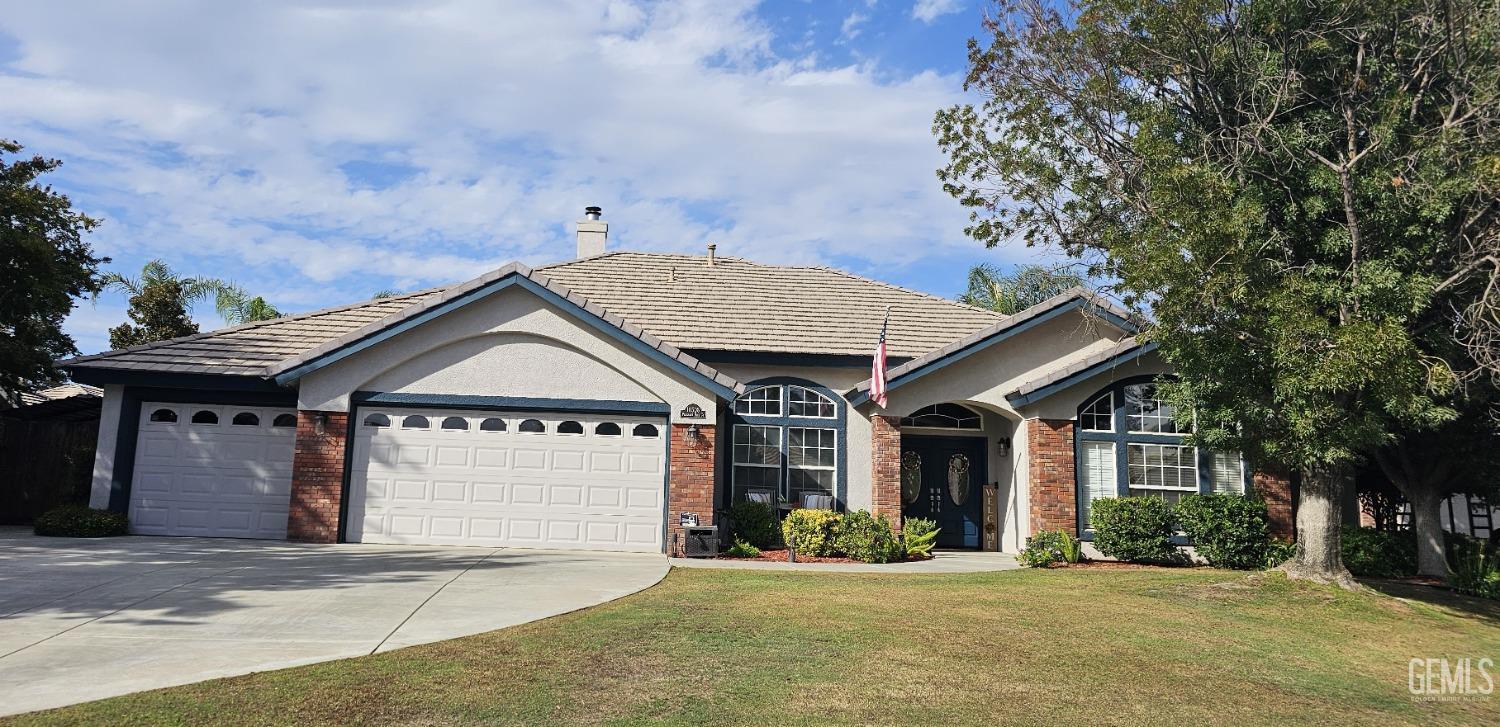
99,259,227,312
214,284,283,324
959,263,1086,314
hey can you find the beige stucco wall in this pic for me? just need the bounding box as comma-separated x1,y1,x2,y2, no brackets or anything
87,384,124,509
297,285,720,424
1016,349,1172,421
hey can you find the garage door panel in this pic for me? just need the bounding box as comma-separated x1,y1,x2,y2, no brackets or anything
349,407,666,552
129,403,296,540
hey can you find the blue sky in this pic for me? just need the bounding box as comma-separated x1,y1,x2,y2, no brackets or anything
1,1,1058,355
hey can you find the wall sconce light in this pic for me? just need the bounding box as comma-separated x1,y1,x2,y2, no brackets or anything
687,423,700,439
996,437,1011,457
314,412,328,435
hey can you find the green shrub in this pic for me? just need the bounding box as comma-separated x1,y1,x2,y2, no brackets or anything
1340,526,1417,578
724,537,761,558
782,508,841,556
1090,497,1180,563
1019,530,1076,568
1450,541,1500,599
832,510,904,563
728,500,780,549
1176,494,1273,570
1263,539,1296,569
33,505,128,538
902,518,940,559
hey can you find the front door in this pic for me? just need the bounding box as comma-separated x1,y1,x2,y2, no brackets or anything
900,435,987,549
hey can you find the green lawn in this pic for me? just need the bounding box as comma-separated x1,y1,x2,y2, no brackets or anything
9,568,1499,726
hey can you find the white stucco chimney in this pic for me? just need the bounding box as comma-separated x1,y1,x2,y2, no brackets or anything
576,206,607,258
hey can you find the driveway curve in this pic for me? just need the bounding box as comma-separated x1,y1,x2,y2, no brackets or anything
0,529,667,716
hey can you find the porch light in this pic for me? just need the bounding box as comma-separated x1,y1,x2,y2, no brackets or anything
996,436,1011,457
688,423,700,439
314,412,328,435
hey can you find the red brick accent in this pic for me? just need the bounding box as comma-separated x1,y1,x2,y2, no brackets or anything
1028,418,1077,536
1252,467,1295,539
668,422,716,556
871,415,903,529
287,410,348,543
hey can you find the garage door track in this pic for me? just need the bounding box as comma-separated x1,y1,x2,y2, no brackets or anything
0,529,668,717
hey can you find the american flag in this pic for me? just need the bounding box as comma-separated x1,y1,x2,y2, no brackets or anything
871,307,890,408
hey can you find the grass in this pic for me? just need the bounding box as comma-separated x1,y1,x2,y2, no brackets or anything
9,568,1500,726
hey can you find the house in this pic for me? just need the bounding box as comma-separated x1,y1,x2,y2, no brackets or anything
64,209,1293,555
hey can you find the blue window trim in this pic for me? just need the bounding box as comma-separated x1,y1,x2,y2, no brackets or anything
726,377,847,510
105,387,299,513
271,273,739,401
1073,375,1250,541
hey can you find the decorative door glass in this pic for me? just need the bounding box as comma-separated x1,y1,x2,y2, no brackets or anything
900,451,922,505
947,453,971,506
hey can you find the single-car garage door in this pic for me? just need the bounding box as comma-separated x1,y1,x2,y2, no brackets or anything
347,408,666,552
129,403,297,538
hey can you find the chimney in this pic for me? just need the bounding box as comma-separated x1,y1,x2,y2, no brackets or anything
576,206,607,258
706,243,716,268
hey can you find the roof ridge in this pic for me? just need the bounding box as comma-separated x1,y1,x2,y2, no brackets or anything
804,265,1007,319
63,286,447,366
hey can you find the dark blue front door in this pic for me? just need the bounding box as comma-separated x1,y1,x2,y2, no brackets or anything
900,435,987,549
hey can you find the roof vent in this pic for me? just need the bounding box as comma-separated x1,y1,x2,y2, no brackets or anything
577,206,607,258
707,243,716,268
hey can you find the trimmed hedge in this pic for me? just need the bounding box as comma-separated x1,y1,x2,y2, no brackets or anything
34,505,128,538
782,508,841,556
728,500,781,549
832,510,904,563
1340,526,1417,578
1090,496,1179,563
1176,494,1273,570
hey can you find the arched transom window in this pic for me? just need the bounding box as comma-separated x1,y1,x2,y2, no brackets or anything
730,382,844,508
1076,379,1246,534
901,403,982,430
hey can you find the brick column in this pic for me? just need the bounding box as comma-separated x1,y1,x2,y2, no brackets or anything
287,410,348,543
1252,467,1295,539
871,414,903,528
668,422,716,556
1027,418,1077,536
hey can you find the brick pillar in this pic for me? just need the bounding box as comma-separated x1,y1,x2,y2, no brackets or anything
871,415,903,529
1027,418,1077,536
287,410,348,543
668,423,716,556
1252,467,1295,539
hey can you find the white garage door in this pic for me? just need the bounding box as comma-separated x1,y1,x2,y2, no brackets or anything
347,408,667,552
129,403,297,539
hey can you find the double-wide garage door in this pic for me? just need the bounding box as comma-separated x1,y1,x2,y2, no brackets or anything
129,402,298,538
347,408,667,552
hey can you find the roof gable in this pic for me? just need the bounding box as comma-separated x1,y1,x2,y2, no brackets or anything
268,263,743,399
847,288,1138,406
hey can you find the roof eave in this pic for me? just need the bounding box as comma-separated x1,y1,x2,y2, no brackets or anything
1004,340,1158,407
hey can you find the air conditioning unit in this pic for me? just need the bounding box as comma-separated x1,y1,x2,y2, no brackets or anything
681,526,718,558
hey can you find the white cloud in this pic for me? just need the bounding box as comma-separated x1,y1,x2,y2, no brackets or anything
1,0,1036,354
840,11,869,41
911,0,966,23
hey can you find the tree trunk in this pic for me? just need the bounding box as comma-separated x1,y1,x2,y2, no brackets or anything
1280,462,1361,590
1407,488,1449,578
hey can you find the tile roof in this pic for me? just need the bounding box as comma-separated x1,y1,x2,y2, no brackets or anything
63,251,1007,380
1005,336,1155,403
849,287,1139,396
538,252,1005,358
268,262,743,396
18,383,103,406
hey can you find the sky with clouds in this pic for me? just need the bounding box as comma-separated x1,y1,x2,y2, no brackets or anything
1,0,1056,356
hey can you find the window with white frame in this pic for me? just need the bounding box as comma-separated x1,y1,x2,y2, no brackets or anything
1076,378,1250,531
730,382,843,506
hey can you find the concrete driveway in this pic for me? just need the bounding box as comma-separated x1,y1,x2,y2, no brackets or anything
0,529,668,717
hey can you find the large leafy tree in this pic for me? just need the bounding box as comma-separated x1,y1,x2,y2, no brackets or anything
0,140,105,406
959,263,1085,314
936,0,1500,587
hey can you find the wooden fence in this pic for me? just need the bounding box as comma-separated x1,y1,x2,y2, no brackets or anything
0,417,98,525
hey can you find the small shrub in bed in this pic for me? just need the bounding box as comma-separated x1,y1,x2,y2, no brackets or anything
33,505,128,538
1176,494,1273,570
832,510,904,563
781,508,842,556
728,499,780,549
1090,496,1180,564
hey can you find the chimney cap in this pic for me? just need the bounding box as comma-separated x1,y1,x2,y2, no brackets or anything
584,206,603,220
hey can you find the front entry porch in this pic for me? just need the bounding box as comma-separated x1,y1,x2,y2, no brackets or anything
900,434,987,549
